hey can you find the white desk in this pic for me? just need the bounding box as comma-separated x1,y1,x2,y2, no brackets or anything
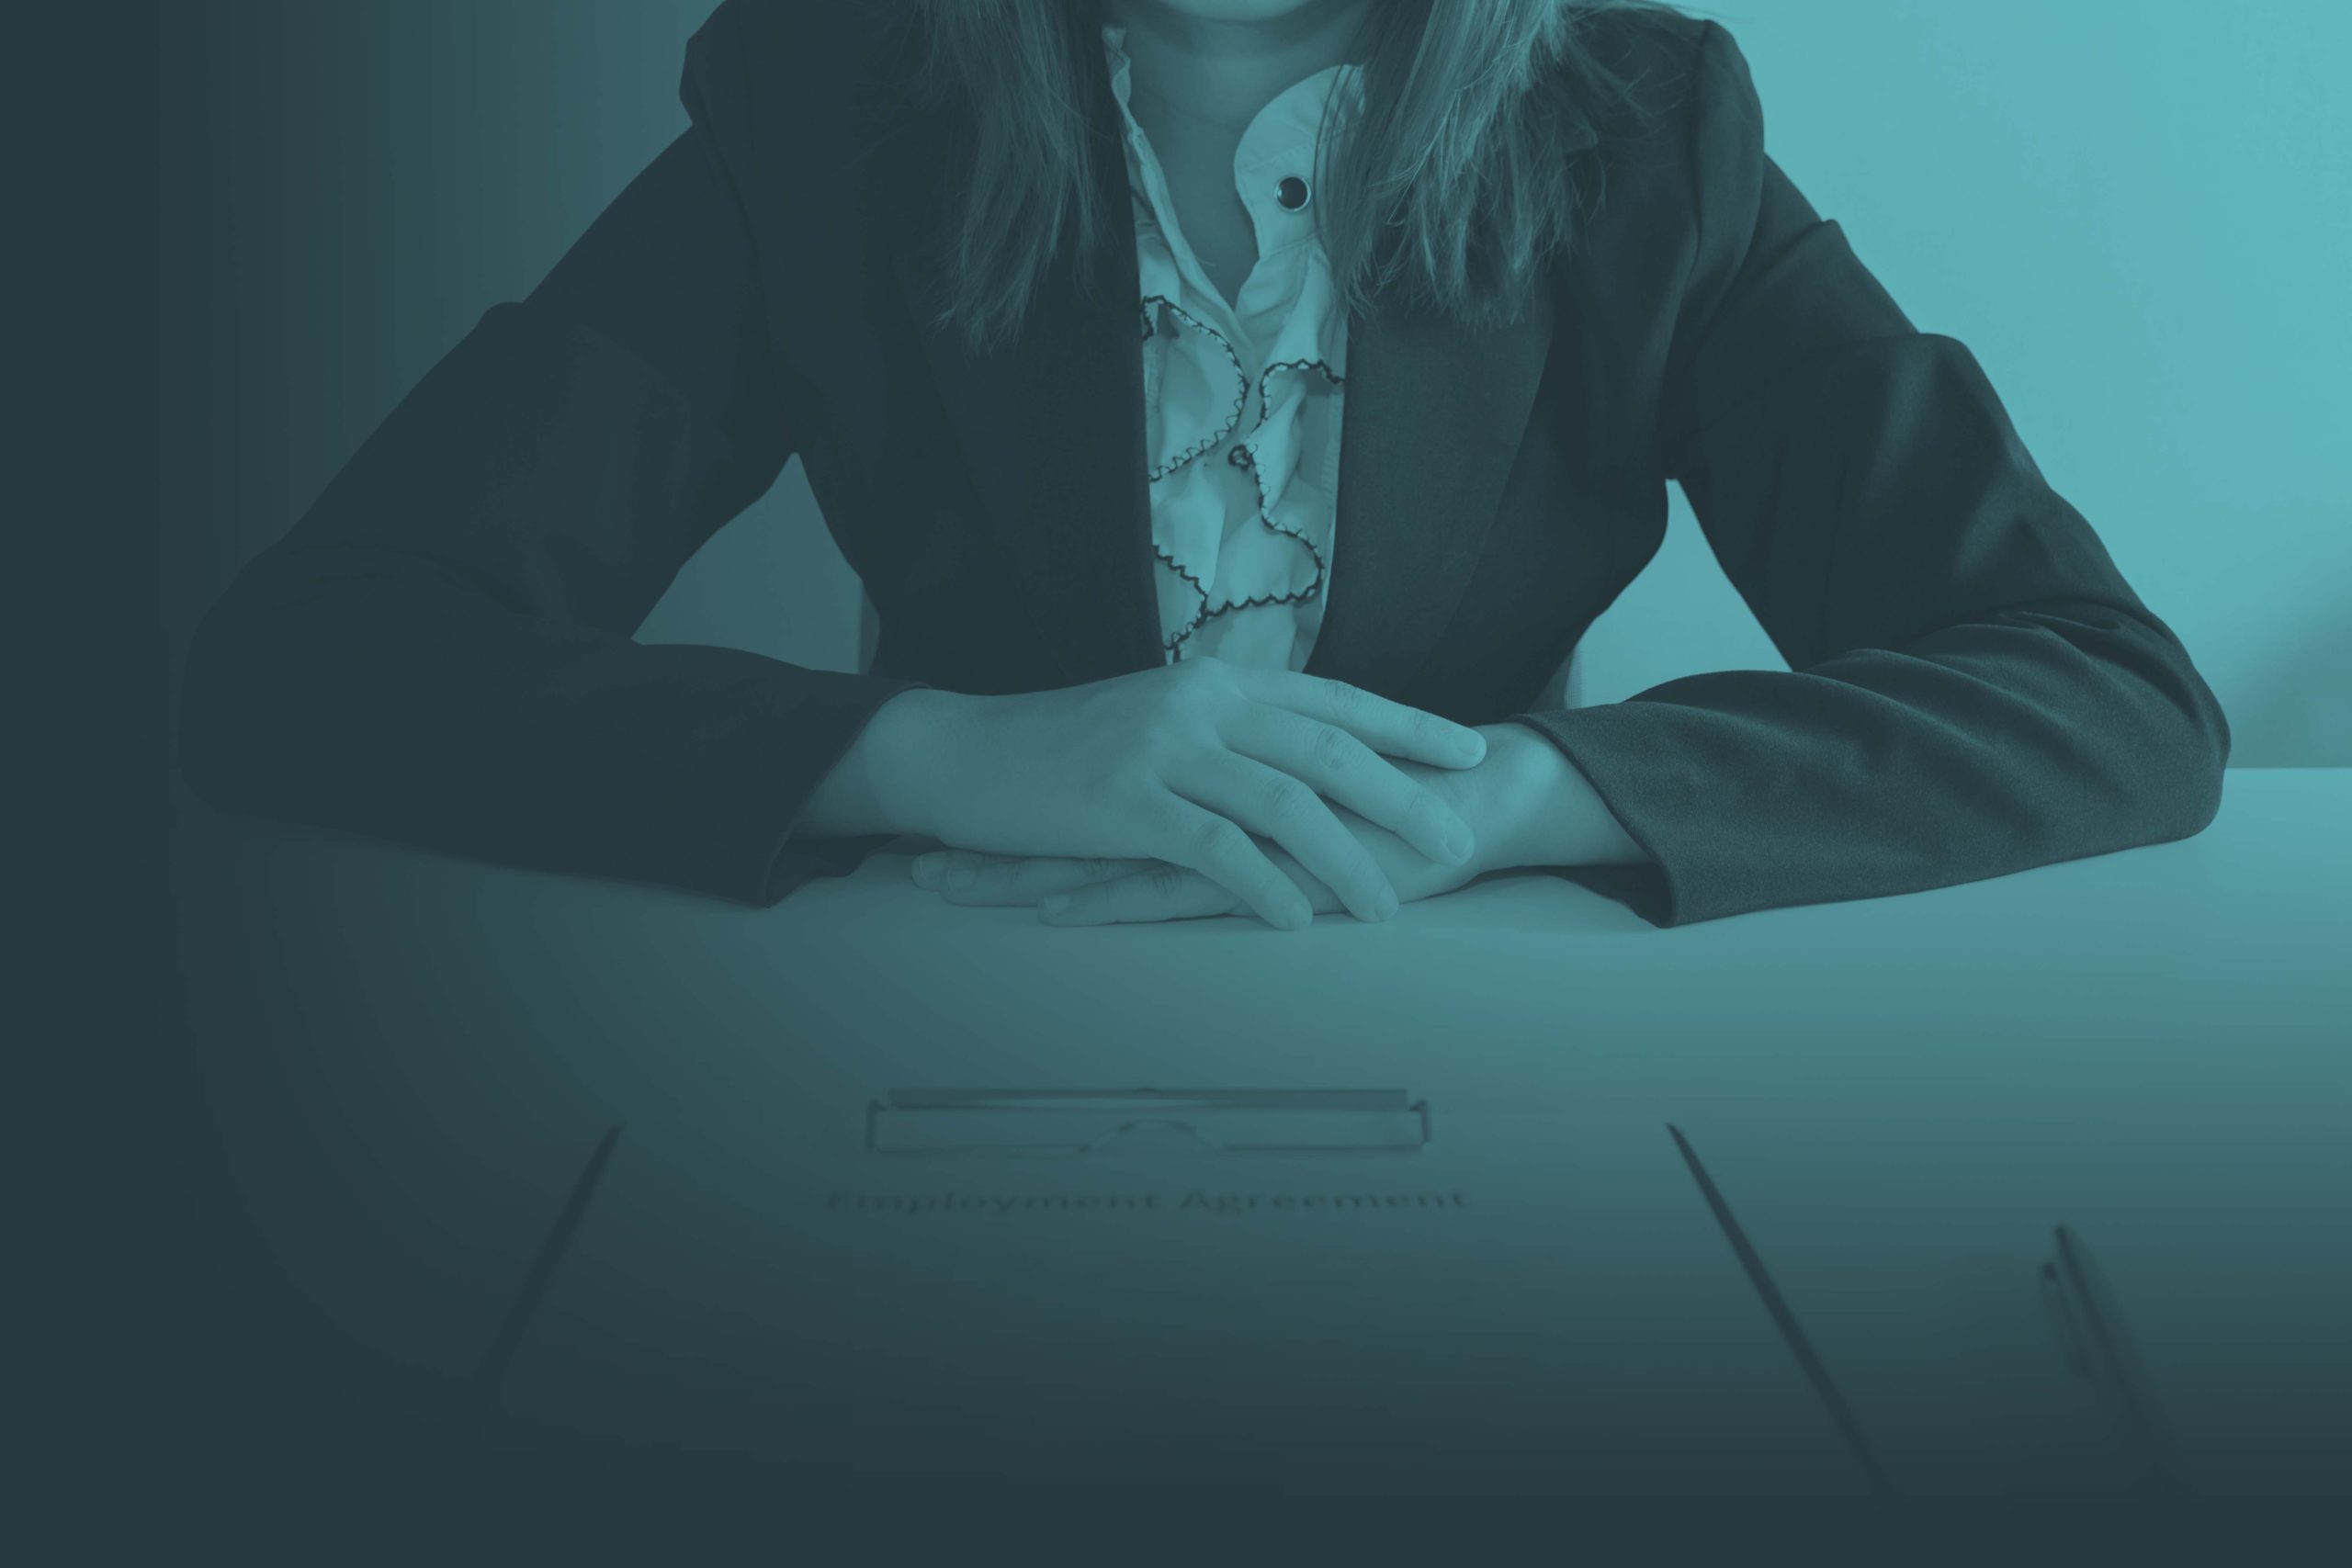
169,769,2351,1501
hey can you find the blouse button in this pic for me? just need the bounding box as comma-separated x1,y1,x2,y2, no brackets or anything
1275,175,1311,211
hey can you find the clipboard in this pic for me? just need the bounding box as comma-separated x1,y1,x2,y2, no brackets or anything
863,1087,1432,1156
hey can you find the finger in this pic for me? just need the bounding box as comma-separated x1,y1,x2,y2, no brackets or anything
910,850,1135,888
912,851,1150,905
1147,799,1315,931
1175,755,1398,924
1225,705,1476,869
1234,670,1487,769
1040,864,1242,926
1047,852,1351,927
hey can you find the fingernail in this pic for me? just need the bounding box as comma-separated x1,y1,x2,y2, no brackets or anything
910,852,945,887
1374,888,1399,921
1040,894,1071,916
942,862,976,891
1285,902,1315,931
1454,729,1487,763
1442,824,1476,864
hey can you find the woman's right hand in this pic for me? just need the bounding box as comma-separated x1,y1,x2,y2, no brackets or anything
811,657,1487,930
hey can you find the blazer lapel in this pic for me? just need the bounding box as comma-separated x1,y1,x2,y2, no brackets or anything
887,28,1566,695
1301,288,1556,694
888,39,1164,686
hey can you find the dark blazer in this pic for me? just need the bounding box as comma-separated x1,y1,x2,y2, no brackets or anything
178,0,2231,928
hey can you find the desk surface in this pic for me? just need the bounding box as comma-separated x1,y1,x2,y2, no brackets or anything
171,769,2351,1501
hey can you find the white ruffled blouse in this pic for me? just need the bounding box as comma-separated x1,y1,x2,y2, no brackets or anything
1102,23,1363,671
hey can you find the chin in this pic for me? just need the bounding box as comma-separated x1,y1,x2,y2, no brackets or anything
1125,0,1362,24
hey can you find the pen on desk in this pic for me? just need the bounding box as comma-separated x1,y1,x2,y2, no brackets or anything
2049,1224,2192,1497
455,1123,624,1441
1666,1123,1902,1501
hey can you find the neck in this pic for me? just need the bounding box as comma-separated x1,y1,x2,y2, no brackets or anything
1101,0,1376,134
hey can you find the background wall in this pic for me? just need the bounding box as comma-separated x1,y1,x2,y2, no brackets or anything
158,0,2352,763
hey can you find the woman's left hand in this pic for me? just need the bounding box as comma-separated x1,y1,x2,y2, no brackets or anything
910,750,1502,925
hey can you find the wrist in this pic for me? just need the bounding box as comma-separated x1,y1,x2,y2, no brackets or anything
802,686,979,840
1463,723,1552,873
865,687,983,840
1468,722,1645,872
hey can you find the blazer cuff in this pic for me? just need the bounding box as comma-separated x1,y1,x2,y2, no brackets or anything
707,671,933,907
1499,707,1701,929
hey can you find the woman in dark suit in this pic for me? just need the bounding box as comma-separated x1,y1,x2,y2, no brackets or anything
178,0,2231,932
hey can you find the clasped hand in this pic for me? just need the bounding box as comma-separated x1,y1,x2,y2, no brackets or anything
892,656,1491,930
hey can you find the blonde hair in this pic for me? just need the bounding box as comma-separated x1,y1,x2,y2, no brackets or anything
900,0,1674,355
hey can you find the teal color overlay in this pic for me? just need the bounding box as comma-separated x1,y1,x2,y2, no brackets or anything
159,1,2348,762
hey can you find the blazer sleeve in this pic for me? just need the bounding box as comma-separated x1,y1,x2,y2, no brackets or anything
1503,18,2231,928
177,8,926,905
